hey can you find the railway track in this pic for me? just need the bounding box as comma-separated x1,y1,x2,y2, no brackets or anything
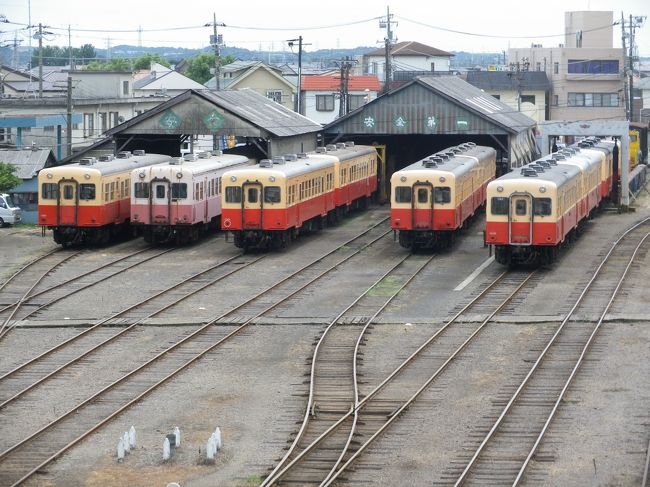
0,217,392,486
262,264,539,486
0,245,174,339
448,217,650,486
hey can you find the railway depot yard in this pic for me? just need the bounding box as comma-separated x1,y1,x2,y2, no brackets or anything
1,198,650,486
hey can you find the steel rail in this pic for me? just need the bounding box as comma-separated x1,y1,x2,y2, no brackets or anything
0,253,265,409
453,216,650,487
322,271,536,487
0,248,63,293
1,217,391,486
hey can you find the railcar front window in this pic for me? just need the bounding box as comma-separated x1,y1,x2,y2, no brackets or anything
264,186,281,203
225,187,242,203
417,188,428,203
155,185,166,199
491,197,508,215
533,197,552,216
41,183,57,200
515,200,527,215
395,186,411,203
63,185,74,200
434,187,451,203
172,183,187,200
134,183,149,199
79,184,96,200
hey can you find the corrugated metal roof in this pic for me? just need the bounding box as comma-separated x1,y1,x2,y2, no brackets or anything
365,41,453,58
302,75,382,91
416,76,536,133
195,89,322,137
0,149,56,179
465,71,551,91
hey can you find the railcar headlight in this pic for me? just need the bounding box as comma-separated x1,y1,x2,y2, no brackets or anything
497,186,504,193
439,176,446,183
176,172,183,179
539,187,546,193
400,176,407,182
84,174,91,180
139,172,145,178
269,176,276,182
47,173,53,179
230,176,237,182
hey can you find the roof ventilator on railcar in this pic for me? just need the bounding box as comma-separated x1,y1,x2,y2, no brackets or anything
437,153,450,161
79,157,97,165
521,168,539,177
345,141,355,147
214,150,223,156
297,152,308,159
450,147,462,154
183,153,199,162
259,159,273,168
552,154,567,162
198,151,211,159
132,149,146,156
530,164,545,173
537,161,552,169
326,144,337,151
272,156,286,165
422,158,438,168
336,142,346,149
98,154,114,162
117,151,132,159
431,156,444,164
284,154,298,162
315,147,327,154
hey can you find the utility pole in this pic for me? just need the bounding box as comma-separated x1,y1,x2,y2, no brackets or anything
67,76,72,157
621,12,629,120
621,14,646,122
288,36,310,114
37,23,43,98
379,6,397,94
209,14,225,91
336,57,357,118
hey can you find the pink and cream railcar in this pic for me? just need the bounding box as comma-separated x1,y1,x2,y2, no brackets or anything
38,150,172,246
130,151,250,244
390,143,497,250
221,143,378,249
485,159,584,266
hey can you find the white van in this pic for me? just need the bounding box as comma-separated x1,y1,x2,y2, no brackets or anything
0,193,22,226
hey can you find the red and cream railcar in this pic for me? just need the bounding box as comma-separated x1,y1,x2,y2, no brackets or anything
485,160,583,266
390,143,497,249
130,151,250,244
38,150,172,246
221,143,378,249
551,148,601,219
574,139,615,201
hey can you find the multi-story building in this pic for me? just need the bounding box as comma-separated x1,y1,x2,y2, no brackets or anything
508,11,625,121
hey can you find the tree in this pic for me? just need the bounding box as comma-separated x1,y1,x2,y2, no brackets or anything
133,53,171,70
0,163,21,192
185,53,236,85
86,58,132,71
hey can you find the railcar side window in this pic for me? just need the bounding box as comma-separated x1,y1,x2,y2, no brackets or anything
247,187,258,203
156,185,166,199
225,187,242,203
134,182,149,199
63,185,74,200
515,200,527,215
417,188,428,203
79,184,96,200
264,186,281,203
41,183,57,199
395,187,411,203
533,197,552,216
491,197,508,215
171,183,187,200
434,187,451,203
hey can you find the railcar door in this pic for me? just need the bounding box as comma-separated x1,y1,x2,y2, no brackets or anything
508,192,533,245
57,179,78,226
149,178,171,224
411,182,434,229
242,181,263,229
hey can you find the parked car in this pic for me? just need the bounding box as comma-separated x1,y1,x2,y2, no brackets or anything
0,193,22,226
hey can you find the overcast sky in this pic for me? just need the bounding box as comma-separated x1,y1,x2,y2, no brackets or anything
2,0,649,57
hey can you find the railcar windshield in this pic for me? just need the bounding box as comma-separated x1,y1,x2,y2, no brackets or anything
394,186,411,203
171,183,187,200
491,196,508,215
225,186,242,203
533,197,552,216
433,187,451,203
41,183,57,200
79,184,96,200
264,186,281,203
134,183,149,199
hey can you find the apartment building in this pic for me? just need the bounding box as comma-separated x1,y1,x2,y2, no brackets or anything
508,11,625,121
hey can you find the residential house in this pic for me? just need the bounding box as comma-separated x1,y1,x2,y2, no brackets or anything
362,41,454,87
133,63,205,98
465,71,551,123
508,11,625,121
301,74,381,125
205,61,296,111
0,148,56,223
